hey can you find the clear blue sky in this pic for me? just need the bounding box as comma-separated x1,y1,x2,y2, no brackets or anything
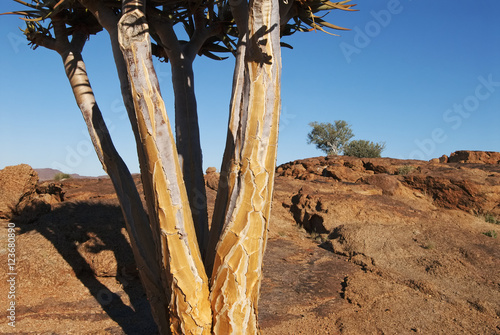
1,0,499,176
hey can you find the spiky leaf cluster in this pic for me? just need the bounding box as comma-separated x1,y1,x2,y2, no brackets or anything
3,0,356,58
281,0,356,40
3,0,102,49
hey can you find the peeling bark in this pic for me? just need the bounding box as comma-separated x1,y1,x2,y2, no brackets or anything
147,11,210,258
209,0,282,332
206,33,248,272
118,7,212,334
206,0,250,273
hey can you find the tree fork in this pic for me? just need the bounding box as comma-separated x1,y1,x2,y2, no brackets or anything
147,10,211,258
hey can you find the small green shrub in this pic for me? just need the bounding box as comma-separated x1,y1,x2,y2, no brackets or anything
482,230,497,238
54,172,71,181
397,165,416,176
484,213,500,224
423,241,435,250
343,139,385,158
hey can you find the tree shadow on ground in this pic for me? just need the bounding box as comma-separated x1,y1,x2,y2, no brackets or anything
17,200,158,335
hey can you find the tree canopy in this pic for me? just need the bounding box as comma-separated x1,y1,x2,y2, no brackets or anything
5,0,357,58
307,120,385,157
307,120,354,155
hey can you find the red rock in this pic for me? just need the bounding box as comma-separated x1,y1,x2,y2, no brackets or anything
290,188,329,234
205,167,217,174
0,164,38,219
204,167,220,191
363,174,401,196
322,166,363,183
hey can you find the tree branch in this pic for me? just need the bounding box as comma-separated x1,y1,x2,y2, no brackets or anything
51,18,71,54
280,0,297,27
230,0,249,37
70,30,87,54
78,0,119,32
122,0,145,15
29,32,58,51
147,6,181,60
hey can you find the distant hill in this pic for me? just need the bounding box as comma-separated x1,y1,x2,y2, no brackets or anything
34,168,85,181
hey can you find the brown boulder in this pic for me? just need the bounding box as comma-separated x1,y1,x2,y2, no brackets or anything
322,166,363,183
362,159,399,174
301,158,324,173
290,188,329,234
206,166,217,174
14,183,64,224
363,174,402,196
403,174,482,212
342,157,365,171
76,230,137,277
205,167,220,191
291,163,307,177
77,233,120,277
0,164,39,219
439,155,449,163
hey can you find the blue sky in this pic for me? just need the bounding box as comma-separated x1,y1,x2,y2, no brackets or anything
1,0,499,176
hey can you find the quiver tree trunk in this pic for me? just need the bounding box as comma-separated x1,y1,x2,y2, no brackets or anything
87,0,280,332
208,0,282,332
65,0,282,331
118,5,212,334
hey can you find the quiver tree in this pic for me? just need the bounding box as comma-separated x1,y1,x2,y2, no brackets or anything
307,120,355,155
4,0,356,333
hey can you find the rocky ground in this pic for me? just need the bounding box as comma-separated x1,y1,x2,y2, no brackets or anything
0,151,499,334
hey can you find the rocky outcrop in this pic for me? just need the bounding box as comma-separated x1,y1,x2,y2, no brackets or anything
448,150,500,164
276,156,422,183
279,153,500,219
0,164,63,223
0,164,39,219
204,167,220,191
402,165,500,216
15,183,64,223
290,188,329,234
